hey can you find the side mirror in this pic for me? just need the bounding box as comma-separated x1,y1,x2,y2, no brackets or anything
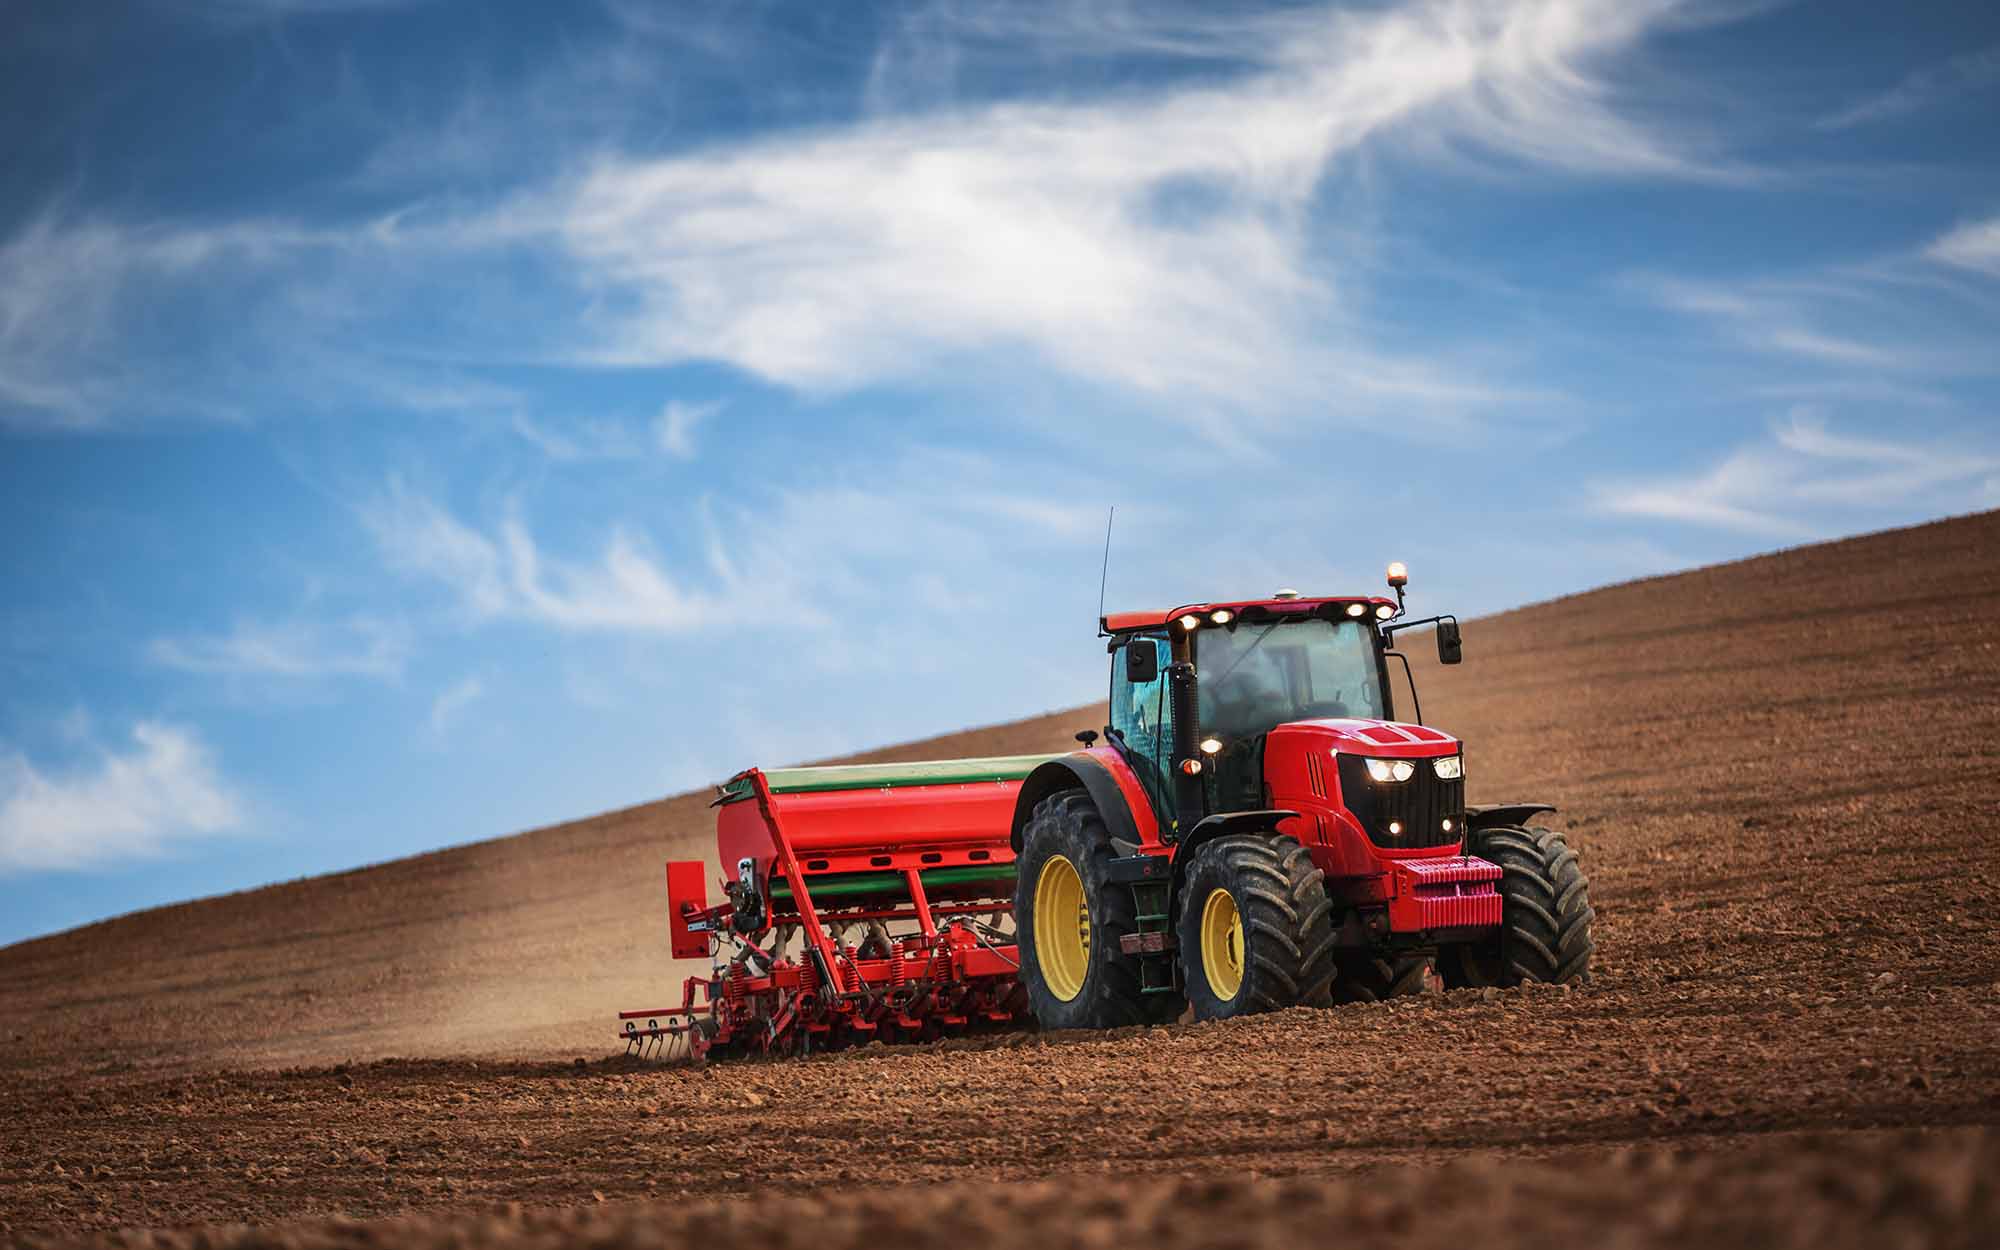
1125,641,1159,685
1436,620,1463,665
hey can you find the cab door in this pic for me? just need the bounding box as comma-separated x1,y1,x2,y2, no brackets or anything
1109,634,1177,829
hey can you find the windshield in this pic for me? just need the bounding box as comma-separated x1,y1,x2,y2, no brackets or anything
1195,617,1386,738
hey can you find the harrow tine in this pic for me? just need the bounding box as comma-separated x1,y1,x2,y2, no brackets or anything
618,1016,704,1062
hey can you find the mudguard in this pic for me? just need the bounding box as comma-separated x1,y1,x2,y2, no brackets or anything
1464,802,1558,831
1169,809,1301,893
1177,809,1300,856
1010,752,1145,852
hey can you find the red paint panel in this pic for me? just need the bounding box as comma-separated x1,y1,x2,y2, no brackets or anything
1081,745,1164,846
1102,595,1398,633
665,860,711,959
1277,718,1461,758
717,771,1024,886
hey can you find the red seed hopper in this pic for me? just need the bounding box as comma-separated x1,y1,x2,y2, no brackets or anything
618,755,1053,1060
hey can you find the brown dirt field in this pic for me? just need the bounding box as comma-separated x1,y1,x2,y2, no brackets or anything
4,510,1999,1248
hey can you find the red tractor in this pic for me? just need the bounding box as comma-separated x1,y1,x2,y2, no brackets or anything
621,565,1593,1057
1013,565,1594,1026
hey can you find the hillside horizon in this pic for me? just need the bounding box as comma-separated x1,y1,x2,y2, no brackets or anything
12,507,1987,956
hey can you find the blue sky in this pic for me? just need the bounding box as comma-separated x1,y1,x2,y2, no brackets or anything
3,0,1998,945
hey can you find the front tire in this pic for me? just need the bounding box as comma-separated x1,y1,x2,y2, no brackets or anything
1335,951,1436,1002
1444,824,1596,987
1015,790,1183,1030
1176,835,1336,1020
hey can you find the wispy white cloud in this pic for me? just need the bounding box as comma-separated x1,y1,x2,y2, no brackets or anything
875,0,1339,68
357,480,513,619
359,448,1118,641
359,479,722,633
428,676,485,735
1589,411,2000,537
500,520,718,632
0,210,336,429
508,413,640,461
505,403,724,462
6,0,1749,440
1926,215,2000,278
147,616,410,680
1638,276,1906,368
655,400,719,460
1592,453,1815,538
1817,45,2000,131
1746,377,1958,411
0,721,244,871
527,0,1717,424
1635,250,2000,375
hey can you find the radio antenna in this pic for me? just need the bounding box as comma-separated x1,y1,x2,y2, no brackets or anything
1096,505,1115,636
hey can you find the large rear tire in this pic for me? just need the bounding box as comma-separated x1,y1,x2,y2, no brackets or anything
1444,824,1595,987
1015,790,1184,1030
1176,835,1336,1020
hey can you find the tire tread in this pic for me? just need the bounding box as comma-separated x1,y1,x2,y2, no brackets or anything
1178,834,1336,1019
1446,823,1596,986
1016,790,1183,1029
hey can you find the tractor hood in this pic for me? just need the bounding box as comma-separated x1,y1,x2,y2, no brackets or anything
1284,717,1461,757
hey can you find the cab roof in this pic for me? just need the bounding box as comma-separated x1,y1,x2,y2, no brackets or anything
1101,594,1398,635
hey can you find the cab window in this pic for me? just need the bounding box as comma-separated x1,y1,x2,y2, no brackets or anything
1109,634,1174,813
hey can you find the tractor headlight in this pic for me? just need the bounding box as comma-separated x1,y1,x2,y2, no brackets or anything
1433,755,1463,780
1364,758,1416,784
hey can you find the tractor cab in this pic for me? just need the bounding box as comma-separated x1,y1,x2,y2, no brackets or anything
1100,566,1460,837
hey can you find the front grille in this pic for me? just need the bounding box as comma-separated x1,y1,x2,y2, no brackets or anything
1334,754,1465,849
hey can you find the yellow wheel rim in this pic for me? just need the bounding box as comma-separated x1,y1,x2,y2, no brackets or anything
1033,854,1090,1002
1200,887,1244,1001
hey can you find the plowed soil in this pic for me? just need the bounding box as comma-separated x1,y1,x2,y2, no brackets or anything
5,511,1999,1248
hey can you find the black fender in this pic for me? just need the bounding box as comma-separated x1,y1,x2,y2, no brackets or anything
1169,810,1302,902
1009,754,1145,853
1464,802,1558,832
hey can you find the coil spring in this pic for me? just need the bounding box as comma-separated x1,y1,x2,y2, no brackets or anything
726,962,748,1017
890,951,907,989
796,956,820,1023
